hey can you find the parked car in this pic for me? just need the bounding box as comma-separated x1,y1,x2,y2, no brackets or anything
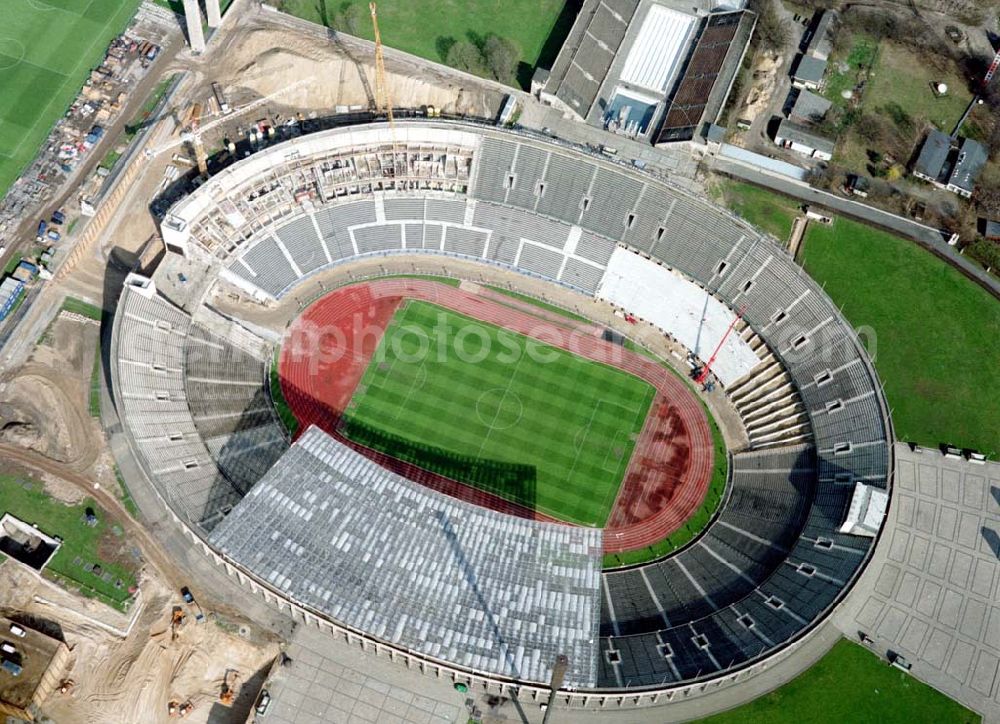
9,624,26,638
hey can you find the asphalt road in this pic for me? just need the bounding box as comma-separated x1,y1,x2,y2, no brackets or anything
711,156,1000,300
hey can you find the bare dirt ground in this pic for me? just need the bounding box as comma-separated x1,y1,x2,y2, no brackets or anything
213,24,502,118
0,313,103,471
0,563,278,724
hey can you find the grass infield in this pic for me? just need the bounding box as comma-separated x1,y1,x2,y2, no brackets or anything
340,300,655,526
1,0,142,199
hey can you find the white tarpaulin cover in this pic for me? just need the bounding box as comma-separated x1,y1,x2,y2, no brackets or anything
597,247,761,386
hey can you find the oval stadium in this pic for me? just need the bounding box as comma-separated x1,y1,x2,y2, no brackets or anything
106,120,894,707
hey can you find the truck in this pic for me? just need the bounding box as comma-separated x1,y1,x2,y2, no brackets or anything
180,587,205,623
36,220,47,240
47,229,61,242
51,210,66,225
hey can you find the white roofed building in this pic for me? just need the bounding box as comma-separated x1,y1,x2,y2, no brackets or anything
539,0,756,144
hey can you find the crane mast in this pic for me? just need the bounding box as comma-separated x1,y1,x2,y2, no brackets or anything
369,2,401,178
694,305,747,386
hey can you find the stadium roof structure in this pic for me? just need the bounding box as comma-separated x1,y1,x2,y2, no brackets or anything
209,426,602,686
110,120,894,703
540,0,754,144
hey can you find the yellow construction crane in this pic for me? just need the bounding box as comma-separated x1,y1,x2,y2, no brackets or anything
369,2,401,175
185,103,209,178
369,2,393,123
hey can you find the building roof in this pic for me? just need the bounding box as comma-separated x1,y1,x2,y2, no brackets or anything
543,0,642,119
791,54,827,83
544,0,754,142
839,482,888,537
984,219,1000,238
656,9,756,143
704,122,726,143
949,137,987,194
209,425,604,687
913,131,987,193
776,119,835,155
806,10,838,60
913,129,952,182
620,3,697,92
789,89,832,123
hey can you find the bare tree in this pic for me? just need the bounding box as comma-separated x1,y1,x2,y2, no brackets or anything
747,0,787,54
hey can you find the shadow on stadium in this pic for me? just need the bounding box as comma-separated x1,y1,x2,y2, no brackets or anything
279,376,544,521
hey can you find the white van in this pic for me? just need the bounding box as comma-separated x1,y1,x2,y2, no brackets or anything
9,624,26,638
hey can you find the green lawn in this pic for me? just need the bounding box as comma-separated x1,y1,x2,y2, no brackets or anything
0,0,142,200
270,347,298,436
0,474,138,611
278,0,575,88
799,218,1000,455
341,300,655,525
61,296,103,321
822,34,878,108
715,180,800,241
700,639,979,724
866,43,971,134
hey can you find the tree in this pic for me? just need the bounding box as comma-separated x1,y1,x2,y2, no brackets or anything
483,35,520,83
747,0,788,54
446,40,485,76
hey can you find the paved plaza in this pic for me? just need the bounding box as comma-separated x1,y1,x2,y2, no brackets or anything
261,626,468,724
836,443,1000,721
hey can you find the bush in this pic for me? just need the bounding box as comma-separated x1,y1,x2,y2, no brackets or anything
966,240,1000,271
446,40,485,75
483,35,520,83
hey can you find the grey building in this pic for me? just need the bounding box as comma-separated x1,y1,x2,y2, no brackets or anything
789,89,832,124
913,130,987,198
804,10,838,61
774,118,835,161
790,54,827,90
539,0,755,144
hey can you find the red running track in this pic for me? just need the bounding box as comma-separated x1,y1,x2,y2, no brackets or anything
277,279,713,554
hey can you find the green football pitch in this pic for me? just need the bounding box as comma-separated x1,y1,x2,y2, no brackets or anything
0,0,141,199
340,300,655,526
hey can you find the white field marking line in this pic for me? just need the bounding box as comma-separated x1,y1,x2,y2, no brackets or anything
594,396,648,522
474,349,524,460
348,310,405,415
392,359,426,422
598,397,647,474
2,0,123,159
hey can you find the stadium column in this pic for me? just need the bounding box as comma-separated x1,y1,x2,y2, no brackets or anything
206,0,223,28
182,0,206,54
